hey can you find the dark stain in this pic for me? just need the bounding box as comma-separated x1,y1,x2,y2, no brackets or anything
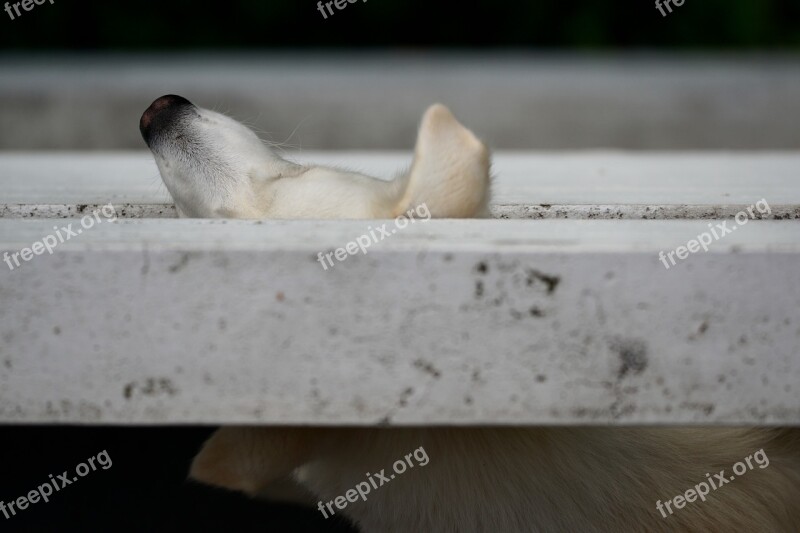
413,359,442,379
475,280,484,299
398,387,414,407
739,335,748,346
53,326,61,335
525,269,561,295
464,395,474,406
529,307,545,318
535,374,547,383
168,253,191,273
123,378,178,400
610,338,649,378
475,262,488,275
689,320,710,341
679,402,715,416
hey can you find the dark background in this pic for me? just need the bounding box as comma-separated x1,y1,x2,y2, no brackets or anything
0,426,358,532
1,0,800,50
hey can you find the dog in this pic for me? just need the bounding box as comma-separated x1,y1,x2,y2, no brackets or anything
140,96,800,532
139,95,490,220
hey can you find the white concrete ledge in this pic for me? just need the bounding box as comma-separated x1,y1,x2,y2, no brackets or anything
2,152,800,219
2,152,798,425
0,220,798,425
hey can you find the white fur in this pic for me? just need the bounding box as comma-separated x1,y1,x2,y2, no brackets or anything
146,103,490,219
191,427,800,532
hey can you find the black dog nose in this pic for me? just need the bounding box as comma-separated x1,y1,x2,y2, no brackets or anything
140,95,194,144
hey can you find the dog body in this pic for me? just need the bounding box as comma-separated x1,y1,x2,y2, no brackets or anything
141,96,800,532
192,426,800,532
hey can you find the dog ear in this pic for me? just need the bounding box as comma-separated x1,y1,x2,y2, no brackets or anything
394,104,491,218
189,427,316,496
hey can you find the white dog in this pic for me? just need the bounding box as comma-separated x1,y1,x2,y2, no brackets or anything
139,95,490,220
141,96,800,532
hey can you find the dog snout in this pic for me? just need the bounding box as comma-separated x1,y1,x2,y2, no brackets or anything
140,94,195,145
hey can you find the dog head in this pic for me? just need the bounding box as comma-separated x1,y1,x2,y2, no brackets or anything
140,96,491,219
139,95,299,218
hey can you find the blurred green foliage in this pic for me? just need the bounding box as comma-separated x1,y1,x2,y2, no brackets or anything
1,0,799,49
